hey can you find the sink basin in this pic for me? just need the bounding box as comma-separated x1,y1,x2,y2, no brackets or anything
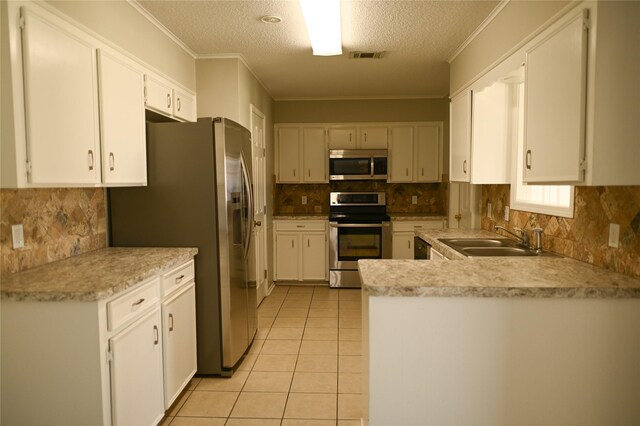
438,238,556,257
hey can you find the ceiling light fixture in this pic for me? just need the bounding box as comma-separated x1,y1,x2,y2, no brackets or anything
261,15,282,24
299,0,342,56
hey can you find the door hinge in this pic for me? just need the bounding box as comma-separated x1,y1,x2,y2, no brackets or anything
583,16,591,31
26,161,32,175
580,159,588,172
106,349,113,364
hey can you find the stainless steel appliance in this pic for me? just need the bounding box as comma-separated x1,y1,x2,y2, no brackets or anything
414,236,431,259
329,192,391,288
109,117,256,376
329,149,388,180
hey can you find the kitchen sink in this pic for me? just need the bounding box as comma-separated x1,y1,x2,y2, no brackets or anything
438,238,557,257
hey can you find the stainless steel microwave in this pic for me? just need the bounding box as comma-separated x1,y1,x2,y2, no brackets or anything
329,149,388,180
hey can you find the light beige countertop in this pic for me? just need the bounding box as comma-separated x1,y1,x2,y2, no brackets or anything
388,213,448,221
359,228,640,298
273,214,329,220
1,247,198,302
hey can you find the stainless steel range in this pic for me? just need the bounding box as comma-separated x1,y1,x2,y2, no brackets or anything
329,192,392,288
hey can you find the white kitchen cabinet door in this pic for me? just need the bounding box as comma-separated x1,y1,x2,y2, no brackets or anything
359,127,388,149
21,8,101,185
523,12,587,183
450,91,472,182
97,50,147,186
328,127,357,149
388,127,414,182
392,234,414,259
144,74,173,116
416,125,440,182
302,127,327,182
173,88,197,122
302,234,327,280
110,307,164,426
162,282,197,409
277,127,301,182
275,234,300,280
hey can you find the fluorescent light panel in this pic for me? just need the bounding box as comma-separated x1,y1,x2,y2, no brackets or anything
299,0,342,56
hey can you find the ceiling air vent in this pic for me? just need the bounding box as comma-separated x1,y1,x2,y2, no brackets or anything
349,51,386,59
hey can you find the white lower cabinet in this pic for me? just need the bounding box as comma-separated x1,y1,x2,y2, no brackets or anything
110,306,164,426
274,220,328,282
392,220,446,259
162,282,197,408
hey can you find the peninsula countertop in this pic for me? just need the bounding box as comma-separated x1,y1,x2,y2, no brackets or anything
358,228,640,298
1,247,198,302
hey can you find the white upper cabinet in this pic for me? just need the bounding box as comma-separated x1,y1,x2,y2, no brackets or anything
277,127,301,182
449,91,472,182
328,127,357,149
172,88,197,122
388,126,414,182
359,126,388,149
523,11,587,183
276,125,327,183
21,7,101,186
302,127,327,182
416,125,441,182
98,50,147,186
389,123,442,183
144,75,197,122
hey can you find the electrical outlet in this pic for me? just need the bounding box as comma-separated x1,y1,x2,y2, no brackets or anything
608,223,620,248
504,206,510,221
412,195,418,205
487,202,492,219
301,196,307,205
12,224,24,249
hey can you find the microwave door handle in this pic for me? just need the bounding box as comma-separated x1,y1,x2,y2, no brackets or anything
370,157,374,177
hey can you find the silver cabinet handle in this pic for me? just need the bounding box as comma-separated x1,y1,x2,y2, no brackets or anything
364,133,367,142
293,168,296,177
88,150,94,171
153,325,159,345
175,274,185,283
421,167,424,176
307,239,310,248
132,298,145,307
526,150,532,170
177,97,181,111
291,240,294,249
296,225,305,228
169,313,174,332
308,169,311,177
406,167,409,176
167,93,171,108
109,152,115,171
407,240,411,249
463,160,467,174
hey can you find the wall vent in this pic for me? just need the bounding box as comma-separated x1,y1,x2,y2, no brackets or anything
349,51,386,59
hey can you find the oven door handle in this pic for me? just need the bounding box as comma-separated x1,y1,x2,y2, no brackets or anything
329,222,390,228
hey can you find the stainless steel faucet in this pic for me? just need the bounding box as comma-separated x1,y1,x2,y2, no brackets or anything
494,225,530,247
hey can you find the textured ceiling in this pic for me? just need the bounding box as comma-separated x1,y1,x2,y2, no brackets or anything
137,0,500,99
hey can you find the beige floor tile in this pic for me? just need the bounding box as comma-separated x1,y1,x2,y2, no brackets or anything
303,327,338,341
338,373,362,394
243,371,294,392
260,339,301,355
278,308,309,318
273,317,307,328
311,291,339,301
186,377,201,390
257,316,275,328
268,327,304,340
284,294,313,301
256,327,271,340
299,340,338,355
287,287,315,295
282,300,312,309
338,317,361,329
229,391,287,418
338,341,362,356
253,354,297,372
177,391,238,417
237,353,258,372
283,393,337,419
338,393,363,419
311,300,339,310
248,339,265,354
225,419,281,426
282,420,336,426
257,307,281,316
167,390,192,416
337,420,363,426
308,308,339,318
271,285,290,294
338,290,361,300
290,372,337,393
196,371,249,391
339,328,362,341
339,356,362,373
338,301,361,310
296,354,337,373
170,418,226,426
305,317,338,328
338,309,361,319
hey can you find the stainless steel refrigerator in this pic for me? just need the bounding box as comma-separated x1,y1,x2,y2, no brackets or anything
109,117,256,376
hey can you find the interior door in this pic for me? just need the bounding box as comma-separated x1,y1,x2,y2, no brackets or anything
251,107,268,305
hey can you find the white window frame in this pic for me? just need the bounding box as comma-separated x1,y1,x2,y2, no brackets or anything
510,82,575,218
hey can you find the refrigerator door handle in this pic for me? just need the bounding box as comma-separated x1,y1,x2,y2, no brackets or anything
240,151,253,259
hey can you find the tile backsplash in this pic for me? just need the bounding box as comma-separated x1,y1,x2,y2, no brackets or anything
275,180,447,215
482,185,640,279
0,188,107,277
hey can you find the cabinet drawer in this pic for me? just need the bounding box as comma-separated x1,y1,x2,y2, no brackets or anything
108,278,160,331
162,260,195,296
393,220,444,232
275,220,327,232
